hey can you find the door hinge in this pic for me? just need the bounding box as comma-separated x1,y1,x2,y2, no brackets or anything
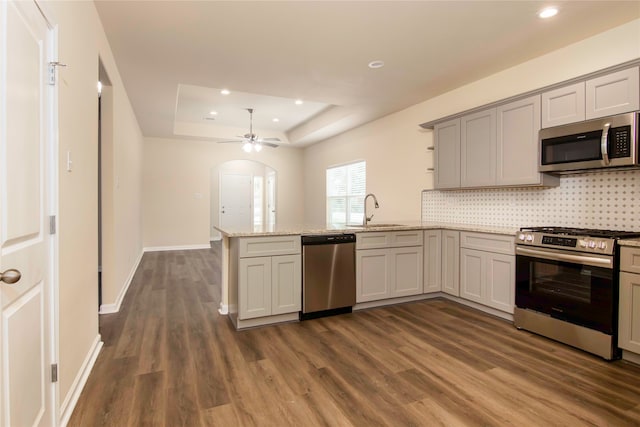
51,364,58,383
49,215,56,235
48,61,67,86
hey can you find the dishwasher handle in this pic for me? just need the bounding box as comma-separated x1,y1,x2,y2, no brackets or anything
302,233,356,245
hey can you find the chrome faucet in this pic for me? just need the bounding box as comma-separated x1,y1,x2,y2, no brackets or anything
363,193,379,226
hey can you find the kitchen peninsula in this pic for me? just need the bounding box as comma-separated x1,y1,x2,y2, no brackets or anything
215,222,517,329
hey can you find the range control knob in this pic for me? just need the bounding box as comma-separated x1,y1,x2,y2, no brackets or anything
598,241,607,250
518,233,525,241
525,234,534,242
579,239,587,248
587,240,597,249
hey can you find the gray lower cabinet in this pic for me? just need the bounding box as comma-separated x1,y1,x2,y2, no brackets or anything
356,231,424,303
236,235,301,321
423,230,442,293
441,230,460,296
619,247,640,354
459,232,515,314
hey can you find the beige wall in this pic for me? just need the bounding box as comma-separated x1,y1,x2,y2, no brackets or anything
143,137,304,248
43,0,144,418
303,19,640,224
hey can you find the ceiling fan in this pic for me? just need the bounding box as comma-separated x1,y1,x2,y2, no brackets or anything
216,108,280,152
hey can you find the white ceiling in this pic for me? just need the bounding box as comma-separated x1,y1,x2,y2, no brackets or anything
94,1,640,146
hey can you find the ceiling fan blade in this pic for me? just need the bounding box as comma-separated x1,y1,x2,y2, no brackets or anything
216,140,243,144
262,142,279,148
261,137,281,142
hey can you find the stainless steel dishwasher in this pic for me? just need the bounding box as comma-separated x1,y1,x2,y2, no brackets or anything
301,233,356,320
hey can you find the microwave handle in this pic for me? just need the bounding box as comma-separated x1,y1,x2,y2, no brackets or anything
601,122,611,165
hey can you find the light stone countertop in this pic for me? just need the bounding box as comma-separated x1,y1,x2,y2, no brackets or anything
214,221,518,238
619,238,640,248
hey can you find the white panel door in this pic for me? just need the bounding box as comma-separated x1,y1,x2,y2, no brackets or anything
0,1,54,426
266,172,276,228
220,173,252,230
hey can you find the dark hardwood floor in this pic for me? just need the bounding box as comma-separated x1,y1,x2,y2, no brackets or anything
69,244,640,426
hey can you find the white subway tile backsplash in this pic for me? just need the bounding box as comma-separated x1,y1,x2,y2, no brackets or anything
421,170,640,231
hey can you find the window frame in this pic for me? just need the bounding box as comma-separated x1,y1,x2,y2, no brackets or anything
326,160,366,225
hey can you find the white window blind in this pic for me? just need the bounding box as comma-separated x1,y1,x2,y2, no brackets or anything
326,161,366,224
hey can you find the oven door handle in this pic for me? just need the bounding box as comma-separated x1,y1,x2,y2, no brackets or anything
601,122,611,165
516,246,613,269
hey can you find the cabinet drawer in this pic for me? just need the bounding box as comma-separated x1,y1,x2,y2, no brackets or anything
460,232,514,255
391,230,423,247
621,247,640,274
239,235,301,258
356,230,423,249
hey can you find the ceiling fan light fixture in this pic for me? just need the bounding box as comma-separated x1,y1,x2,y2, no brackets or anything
242,142,253,153
254,143,263,152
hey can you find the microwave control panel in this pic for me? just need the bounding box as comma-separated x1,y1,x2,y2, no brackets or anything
610,125,631,158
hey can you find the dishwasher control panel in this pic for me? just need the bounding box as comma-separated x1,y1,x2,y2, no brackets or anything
301,233,356,245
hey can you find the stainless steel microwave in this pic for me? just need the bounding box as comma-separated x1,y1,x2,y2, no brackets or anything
539,112,639,174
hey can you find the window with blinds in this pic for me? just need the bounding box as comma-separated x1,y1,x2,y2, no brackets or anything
326,161,366,224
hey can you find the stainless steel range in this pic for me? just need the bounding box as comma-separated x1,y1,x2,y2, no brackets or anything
514,226,640,360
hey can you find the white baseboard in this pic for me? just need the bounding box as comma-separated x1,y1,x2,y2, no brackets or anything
59,335,103,427
218,303,229,315
441,294,514,322
143,244,211,252
99,249,144,314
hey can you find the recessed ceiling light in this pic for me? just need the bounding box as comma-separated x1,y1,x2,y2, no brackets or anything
220,89,230,95
538,6,558,19
209,111,217,115
368,60,385,69
272,118,280,122
295,99,303,105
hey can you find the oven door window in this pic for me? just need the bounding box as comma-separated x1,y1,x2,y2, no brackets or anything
516,255,614,334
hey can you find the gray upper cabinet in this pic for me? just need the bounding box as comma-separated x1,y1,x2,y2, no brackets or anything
461,109,496,188
542,66,639,128
586,67,639,120
497,95,559,187
541,82,585,128
433,118,460,189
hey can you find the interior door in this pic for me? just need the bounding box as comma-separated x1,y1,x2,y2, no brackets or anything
219,173,252,230
266,172,276,227
0,1,54,426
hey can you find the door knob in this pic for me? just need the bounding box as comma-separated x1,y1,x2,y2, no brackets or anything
0,269,21,284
